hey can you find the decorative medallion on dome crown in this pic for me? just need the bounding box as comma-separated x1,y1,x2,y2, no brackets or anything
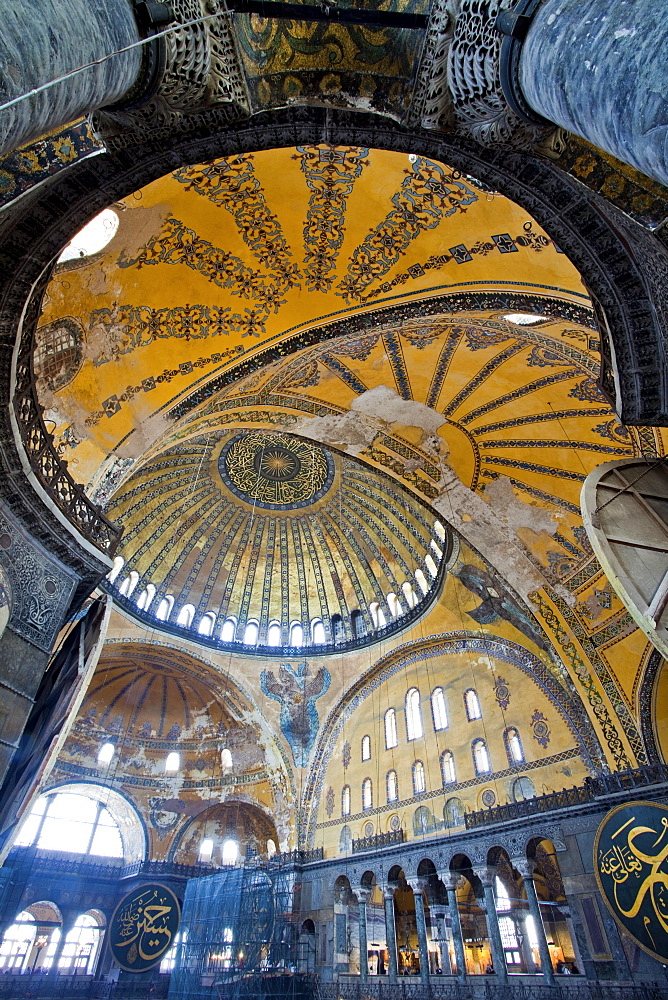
219,432,334,510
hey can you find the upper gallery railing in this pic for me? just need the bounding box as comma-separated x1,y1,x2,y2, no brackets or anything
12,272,121,555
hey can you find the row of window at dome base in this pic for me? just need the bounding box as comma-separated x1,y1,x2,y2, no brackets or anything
342,732,526,816
96,743,235,774
106,523,446,648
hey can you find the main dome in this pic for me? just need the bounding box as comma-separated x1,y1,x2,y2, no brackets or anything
106,428,448,651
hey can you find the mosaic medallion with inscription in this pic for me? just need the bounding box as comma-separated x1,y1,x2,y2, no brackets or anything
219,432,334,510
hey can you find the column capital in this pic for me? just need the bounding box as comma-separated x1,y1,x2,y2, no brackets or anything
472,864,496,888
94,0,251,150
513,858,537,880
441,872,464,892
382,885,396,901
356,887,373,905
406,877,428,896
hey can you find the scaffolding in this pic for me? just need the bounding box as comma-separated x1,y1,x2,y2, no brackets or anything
168,865,314,1000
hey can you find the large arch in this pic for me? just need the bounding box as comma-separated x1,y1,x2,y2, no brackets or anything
302,630,604,848
0,109,665,575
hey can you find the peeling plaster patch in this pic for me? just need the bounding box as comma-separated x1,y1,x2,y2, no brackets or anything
294,385,447,457
482,476,559,537
351,385,447,437
115,410,174,460
433,464,574,606
114,202,171,261
293,408,380,456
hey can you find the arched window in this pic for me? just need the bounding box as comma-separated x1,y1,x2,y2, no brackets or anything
430,538,443,560
155,595,174,621
387,592,403,617
330,614,345,643
425,553,438,578
222,839,238,865
176,604,195,628
499,916,521,966
405,687,423,741
464,688,482,721
137,583,156,611
221,749,232,770
362,777,373,810
495,876,511,912
220,616,237,642
97,742,115,766
440,750,456,785
243,620,259,645
434,519,446,542
431,686,448,730
15,791,124,857
0,912,35,972
512,776,535,801
341,785,351,817
402,581,417,608
386,770,398,803
361,735,371,762
290,621,303,646
58,208,119,262
266,621,281,646
472,738,491,775
198,611,216,636
384,708,398,750
59,914,103,974
505,727,524,764
119,571,139,597
351,609,364,638
415,568,429,595
311,618,325,644
412,760,426,795
370,602,387,628
199,838,214,862
165,751,180,773
107,556,124,584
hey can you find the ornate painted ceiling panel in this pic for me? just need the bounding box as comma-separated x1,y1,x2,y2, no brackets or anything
34,146,588,487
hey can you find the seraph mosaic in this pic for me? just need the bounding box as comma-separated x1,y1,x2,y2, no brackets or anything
261,662,330,766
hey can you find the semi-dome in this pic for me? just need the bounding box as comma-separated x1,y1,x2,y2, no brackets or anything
105,428,448,651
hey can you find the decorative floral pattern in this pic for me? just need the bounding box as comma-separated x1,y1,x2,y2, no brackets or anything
530,709,551,748
493,676,510,710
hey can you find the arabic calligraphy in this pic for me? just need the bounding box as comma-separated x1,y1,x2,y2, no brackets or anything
595,801,668,963
110,884,181,972
218,432,334,510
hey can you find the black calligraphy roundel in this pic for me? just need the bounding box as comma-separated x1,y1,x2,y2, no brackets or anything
109,883,181,972
594,800,668,963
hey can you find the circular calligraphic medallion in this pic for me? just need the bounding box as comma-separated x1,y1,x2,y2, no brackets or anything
109,883,181,972
219,432,334,510
594,800,668,963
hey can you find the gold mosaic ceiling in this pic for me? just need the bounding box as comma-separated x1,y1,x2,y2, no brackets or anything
34,145,588,486
32,144,668,671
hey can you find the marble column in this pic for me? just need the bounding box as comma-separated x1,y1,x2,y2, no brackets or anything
357,888,371,981
383,887,398,984
442,874,467,982
408,879,431,984
0,0,146,156
473,867,508,984
515,859,555,985
515,0,668,186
